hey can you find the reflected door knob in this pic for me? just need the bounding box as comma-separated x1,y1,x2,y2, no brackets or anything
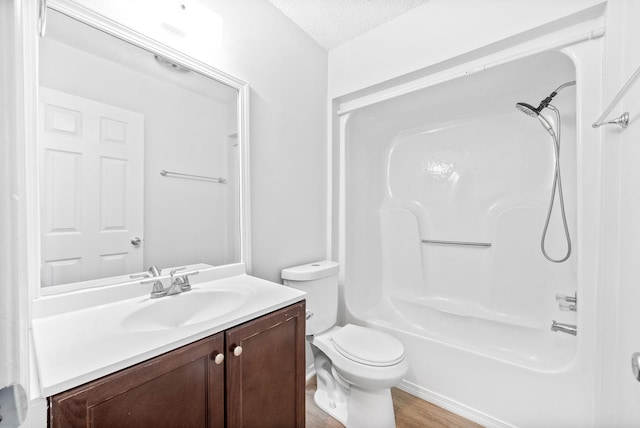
131,237,142,247
233,346,243,357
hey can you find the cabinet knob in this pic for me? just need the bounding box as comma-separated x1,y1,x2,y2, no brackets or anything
214,353,224,365
233,346,243,357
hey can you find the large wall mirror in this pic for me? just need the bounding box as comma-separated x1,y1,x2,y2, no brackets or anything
38,6,248,292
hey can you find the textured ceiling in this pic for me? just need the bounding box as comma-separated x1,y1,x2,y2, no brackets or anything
268,0,431,50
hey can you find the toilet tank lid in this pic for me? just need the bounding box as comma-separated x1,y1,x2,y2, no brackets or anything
281,260,339,281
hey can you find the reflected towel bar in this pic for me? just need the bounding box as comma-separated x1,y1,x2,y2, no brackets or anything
160,169,227,184
421,239,492,247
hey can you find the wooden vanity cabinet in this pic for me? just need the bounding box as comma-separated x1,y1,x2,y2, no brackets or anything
48,332,226,427
48,301,305,428
226,301,306,427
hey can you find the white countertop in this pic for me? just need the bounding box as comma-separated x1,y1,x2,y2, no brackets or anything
31,264,305,397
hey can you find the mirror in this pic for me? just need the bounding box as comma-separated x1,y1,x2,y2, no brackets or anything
38,9,244,291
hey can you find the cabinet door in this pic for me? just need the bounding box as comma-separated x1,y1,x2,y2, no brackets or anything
49,333,225,428
226,301,305,428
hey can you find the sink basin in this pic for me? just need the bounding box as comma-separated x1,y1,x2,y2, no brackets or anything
122,288,250,332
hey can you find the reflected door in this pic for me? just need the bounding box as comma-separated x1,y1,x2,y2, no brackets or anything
39,88,144,287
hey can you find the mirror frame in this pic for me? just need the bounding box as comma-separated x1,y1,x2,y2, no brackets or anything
27,0,251,297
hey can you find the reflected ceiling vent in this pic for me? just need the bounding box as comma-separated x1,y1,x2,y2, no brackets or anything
154,55,190,73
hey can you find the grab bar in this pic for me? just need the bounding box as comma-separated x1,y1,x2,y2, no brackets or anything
421,239,492,247
592,64,640,129
160,169,226,184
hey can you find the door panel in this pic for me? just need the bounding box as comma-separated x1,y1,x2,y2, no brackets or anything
39,88,144,287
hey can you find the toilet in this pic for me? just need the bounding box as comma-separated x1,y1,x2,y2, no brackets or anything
282,261,408,428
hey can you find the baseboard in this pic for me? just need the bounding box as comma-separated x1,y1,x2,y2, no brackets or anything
396,379,516,428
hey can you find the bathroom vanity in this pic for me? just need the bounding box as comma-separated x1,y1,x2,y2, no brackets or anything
32,265,306,428
48,302,305,427
27,2,299,426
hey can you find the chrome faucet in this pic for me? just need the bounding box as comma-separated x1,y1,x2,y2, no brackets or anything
130,266,165,298
130,265,162,280
551,321,577,336
137,266,199,299
164,267,190,296
556,293,577,312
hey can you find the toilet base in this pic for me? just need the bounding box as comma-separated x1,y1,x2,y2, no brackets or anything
346,385,396,428
314,384,396,428
314,388,348,426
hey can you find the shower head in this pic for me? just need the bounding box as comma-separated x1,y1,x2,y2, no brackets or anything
515,102,540,117
516,81,576,118
515,101,556,137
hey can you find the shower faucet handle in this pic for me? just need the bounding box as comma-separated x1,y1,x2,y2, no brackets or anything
555,292,577,312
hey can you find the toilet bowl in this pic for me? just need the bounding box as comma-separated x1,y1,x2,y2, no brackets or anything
313,325,408,390
282,261,408,428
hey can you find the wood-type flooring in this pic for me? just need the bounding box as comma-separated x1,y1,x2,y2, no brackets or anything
306,377,483,428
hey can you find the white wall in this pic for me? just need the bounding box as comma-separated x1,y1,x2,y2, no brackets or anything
597,0,640,425
328,0,606,98
67,0,329,283
2,1,33,425
206,0,328,282
0,0,25,391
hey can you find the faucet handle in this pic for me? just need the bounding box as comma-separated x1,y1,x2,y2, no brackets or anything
140,276,167,297
183,271,199,281
148,266,162,276
555,292,577,312
130,272,151,279
140,277,165,285
180,271,200,291
169,266,187,277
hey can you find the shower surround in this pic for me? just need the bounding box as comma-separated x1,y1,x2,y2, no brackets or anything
338,48,602,427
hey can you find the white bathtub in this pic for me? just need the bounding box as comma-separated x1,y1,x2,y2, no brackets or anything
338,45,603,427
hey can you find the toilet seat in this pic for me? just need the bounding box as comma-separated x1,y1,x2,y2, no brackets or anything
311,325,409,390
331,324,405,367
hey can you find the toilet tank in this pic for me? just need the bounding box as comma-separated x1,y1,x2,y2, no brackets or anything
281,261,339,335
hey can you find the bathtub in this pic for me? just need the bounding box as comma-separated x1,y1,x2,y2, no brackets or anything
337,44,603,427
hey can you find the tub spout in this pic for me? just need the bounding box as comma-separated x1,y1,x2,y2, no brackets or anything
551,321,577,336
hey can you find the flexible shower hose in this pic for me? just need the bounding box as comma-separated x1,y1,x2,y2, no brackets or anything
541,104,572,263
